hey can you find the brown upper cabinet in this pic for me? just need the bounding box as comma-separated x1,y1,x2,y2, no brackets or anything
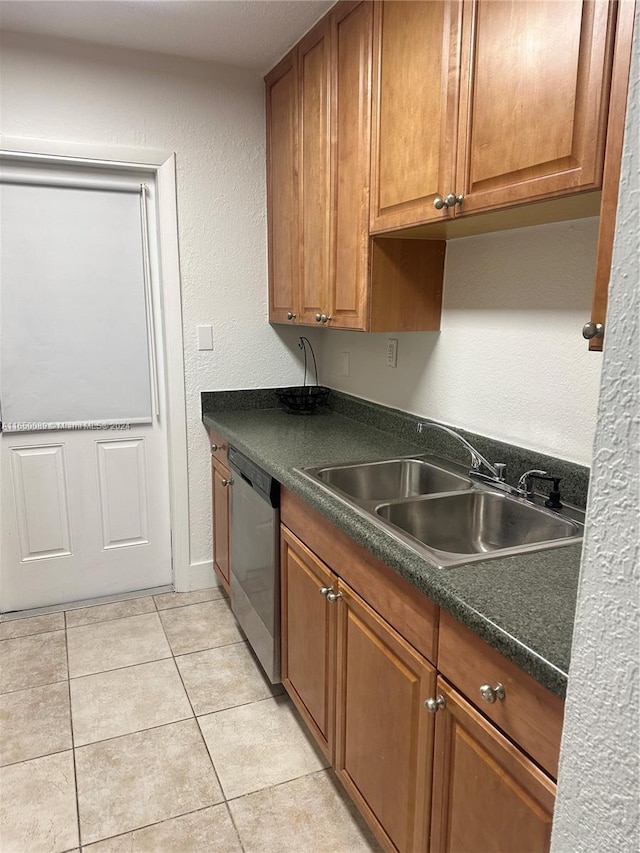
370,0,461,231
266,0,634,339
371,0,617,231
266,49,299,324
266,0,446,332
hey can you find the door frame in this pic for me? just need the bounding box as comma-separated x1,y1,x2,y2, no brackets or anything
0,135,191,591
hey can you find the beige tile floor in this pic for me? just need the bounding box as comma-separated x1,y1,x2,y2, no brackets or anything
0,588,380,852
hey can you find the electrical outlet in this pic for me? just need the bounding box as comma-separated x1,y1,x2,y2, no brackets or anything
341,352,350,377
386,338,398,368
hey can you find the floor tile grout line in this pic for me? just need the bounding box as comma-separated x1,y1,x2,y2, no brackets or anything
68,652,174,682
72,802,239,851
0,676,70,698
72,714,197,751
63,611,83,851
224,765,333,804
66,607,164,633
156,597,230,812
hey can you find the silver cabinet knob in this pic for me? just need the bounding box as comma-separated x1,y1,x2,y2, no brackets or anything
425,695,446,713
315,313,322,323
287,312,296,320
582,321,604,340
315,313,332,324
434,193,463,210
445,192,464,207
211,443,226,453
479,682,505,703
319,586,332,597
221,478,234,487
326,590,342,602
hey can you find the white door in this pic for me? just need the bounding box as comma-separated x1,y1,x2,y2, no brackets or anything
0,160,172,611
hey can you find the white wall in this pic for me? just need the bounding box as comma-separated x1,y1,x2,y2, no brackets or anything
319,218,602,465
552,6,640,849
0,31,306,580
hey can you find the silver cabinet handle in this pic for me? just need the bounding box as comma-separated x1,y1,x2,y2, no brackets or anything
479,682,505,703
315,313,332,324
221,478,234,487
434,195,447,210
425,695,446,713
326,590,342,602
582,321,604,340
211,443,226,453
319,586,332,597
287,312,296,320
315,313,323,323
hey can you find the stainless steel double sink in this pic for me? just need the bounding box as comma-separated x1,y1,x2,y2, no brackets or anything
299,457,584,568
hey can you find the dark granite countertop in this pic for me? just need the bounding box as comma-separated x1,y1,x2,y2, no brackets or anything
203,399,581,698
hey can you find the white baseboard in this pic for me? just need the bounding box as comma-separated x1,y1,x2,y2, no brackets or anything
174,559,221,593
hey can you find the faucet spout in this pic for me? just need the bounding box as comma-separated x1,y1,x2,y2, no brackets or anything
417,422,503,480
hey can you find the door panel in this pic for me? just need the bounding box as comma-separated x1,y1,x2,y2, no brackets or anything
212,460,231,590
330,0,373,329
299,20,331,325
456,0,614,213
9,443,72,561
266,51,299,323
370,0,460,231
96,438,150,549
431,678,556,852
281,527,335,759
335,583,435,852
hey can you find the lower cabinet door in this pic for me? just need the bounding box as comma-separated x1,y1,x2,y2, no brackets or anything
334,582,436,853
212,460,230,592
430,678,556,853
280,527,336,759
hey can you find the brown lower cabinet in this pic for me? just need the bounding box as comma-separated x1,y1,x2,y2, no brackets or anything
280,503,561,853
430,678,555,853
208,428,231,594
281,527,435,851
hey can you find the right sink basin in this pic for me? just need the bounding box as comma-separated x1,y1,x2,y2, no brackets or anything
376,490,583,566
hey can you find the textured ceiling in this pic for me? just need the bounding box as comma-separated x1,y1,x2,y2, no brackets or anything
0,0,335,71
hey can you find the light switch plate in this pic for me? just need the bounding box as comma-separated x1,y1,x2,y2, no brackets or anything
197,325,213,350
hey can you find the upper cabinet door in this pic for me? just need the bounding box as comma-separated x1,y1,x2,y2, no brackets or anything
370,0,461,232
456,0,616,215
298,19,332,326
266,50,299,324
330,0,374,330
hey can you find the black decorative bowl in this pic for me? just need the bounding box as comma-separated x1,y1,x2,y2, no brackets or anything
276,385,331,415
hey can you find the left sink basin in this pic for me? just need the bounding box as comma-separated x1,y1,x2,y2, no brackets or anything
306,458,472,502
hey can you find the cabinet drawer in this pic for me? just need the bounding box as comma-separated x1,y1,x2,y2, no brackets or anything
206,426,229,466
438,610,563,779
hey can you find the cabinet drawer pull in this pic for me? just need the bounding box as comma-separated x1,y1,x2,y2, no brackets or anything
221,478,234,487
425,695,446,713
480,682,505,704
211,443,226,453
319,586,332,597
287,311,297,320
326,590,342,602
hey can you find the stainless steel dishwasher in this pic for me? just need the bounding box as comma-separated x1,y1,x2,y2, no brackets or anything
228,445,280,684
